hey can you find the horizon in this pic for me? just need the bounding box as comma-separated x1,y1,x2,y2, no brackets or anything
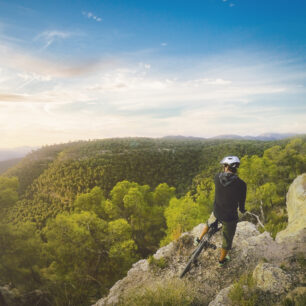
1,0,306,147
0,132,303,150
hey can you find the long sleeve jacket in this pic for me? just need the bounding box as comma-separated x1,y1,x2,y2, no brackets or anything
213,172,247,222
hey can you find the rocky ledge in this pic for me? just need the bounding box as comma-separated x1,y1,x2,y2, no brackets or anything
94,173,306,306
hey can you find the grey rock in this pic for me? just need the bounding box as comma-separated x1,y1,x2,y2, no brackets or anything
208,285,234,306
252,263,291,295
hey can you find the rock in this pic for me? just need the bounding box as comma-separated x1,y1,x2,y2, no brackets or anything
252,263,291,295
153,241,175,260
208,285,234,306
276,173,306,243
93,221,280,305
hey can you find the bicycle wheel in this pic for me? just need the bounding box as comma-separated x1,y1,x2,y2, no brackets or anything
179,256,194,278
180,242,204,278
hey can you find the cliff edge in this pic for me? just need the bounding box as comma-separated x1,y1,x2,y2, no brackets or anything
94,174,306,306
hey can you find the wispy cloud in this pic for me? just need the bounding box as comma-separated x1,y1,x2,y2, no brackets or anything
82,11,102,22
0,42,112,81
35,30,72,49
0,40,305,146
229,3,235,7
161,42,167,47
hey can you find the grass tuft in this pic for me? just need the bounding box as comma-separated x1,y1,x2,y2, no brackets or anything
118,278,200,306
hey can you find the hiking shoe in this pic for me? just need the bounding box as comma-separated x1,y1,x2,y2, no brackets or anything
218,255,230,267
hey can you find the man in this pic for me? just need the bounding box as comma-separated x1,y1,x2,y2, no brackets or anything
195,156,247,266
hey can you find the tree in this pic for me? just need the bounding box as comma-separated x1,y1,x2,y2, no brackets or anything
152,183,175,207
0,176,19,213
74,186,105,217
0,222,43,291
162,196,202,245
43,211,137,305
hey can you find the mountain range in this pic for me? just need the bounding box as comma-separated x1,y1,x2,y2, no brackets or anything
0,133,301,163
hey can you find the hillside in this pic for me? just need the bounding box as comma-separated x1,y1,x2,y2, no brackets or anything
5,137,275,227
0,136,305,306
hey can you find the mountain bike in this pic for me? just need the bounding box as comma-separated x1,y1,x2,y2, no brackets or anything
180,220,222,278
179,212,264,278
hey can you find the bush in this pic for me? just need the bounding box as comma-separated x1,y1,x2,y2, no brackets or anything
229,273,262,306
147,255,168,270
118,278,200,306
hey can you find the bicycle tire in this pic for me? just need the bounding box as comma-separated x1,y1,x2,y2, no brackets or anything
179,224,222,278
179,240,206,278
179,257,193,278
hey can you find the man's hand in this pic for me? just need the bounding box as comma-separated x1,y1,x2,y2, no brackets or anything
193,237,201,246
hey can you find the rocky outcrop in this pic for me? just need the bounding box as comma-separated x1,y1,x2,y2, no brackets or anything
93,174,306,305
252,263,291,295
94,221,283,306
276,173,306,243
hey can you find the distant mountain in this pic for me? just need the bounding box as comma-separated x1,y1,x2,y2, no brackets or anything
0,146,39,161
163,133,301,141
256,133,299,141
162,135,206,140
211,134,245,140
211,133,301,141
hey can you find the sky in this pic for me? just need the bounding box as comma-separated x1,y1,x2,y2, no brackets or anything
0,0,306,148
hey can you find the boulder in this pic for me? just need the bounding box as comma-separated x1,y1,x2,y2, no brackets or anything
276,173,306,243
208,285,234,306
252,263,291,295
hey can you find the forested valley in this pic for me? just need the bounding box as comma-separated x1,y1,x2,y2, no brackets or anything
0,136,305,305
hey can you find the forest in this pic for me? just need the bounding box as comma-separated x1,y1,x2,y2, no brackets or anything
0,136,305,305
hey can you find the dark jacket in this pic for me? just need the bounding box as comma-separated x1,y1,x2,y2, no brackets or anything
213,172,247,222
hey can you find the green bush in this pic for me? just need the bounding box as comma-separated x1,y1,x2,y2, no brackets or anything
147,255,168,270
229,273,262,306
118,278,200,306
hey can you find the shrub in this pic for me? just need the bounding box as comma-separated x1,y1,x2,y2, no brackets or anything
147,255,168,270
118,278,200,306
229,273,262,306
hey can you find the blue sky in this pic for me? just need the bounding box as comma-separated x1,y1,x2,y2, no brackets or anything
0,0,305,147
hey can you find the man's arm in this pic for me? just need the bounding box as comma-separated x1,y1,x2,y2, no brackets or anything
238,181,247,213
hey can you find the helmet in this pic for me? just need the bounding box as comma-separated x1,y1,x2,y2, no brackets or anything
220,156,240,168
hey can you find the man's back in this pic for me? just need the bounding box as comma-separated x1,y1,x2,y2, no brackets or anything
213,172,247,222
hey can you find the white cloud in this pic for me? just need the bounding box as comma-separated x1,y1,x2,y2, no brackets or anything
161,42,167,47
229,3,235,7
35,30,72,49
82,11,102,22
0,43,305,146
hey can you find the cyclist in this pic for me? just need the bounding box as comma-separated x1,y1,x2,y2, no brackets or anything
194,156,247,266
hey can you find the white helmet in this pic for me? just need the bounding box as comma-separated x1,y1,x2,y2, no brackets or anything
220,156,240,168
